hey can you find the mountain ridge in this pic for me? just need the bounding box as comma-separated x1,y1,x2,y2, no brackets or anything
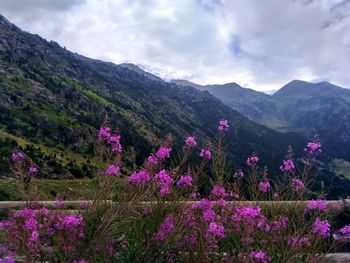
171,78,350,161
0,14,306,181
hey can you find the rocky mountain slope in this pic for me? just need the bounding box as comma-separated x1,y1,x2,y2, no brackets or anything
172,79,350,161
0,15,304,181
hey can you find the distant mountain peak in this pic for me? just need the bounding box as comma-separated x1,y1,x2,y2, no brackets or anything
118,63,162,81
170,79,204,89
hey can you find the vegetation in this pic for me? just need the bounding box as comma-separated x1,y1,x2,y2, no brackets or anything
0,120,349,262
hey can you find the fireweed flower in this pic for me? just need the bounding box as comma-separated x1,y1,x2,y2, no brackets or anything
28,166,38,175
0,257,15,263
334,225,350,241
218,119,229,131
288,236,310,249
154,215,175,242
146,155,158,165
249,250,271,263
176,175,192,187
109,134,122,153
339,225,350,238
304,141,322,156
258,180,271,193
155,146,172,160
155,170,174,196
229,191,240,200
291,177,304,191
271,216,289,232
104,165,120,176
55,199,65,208
11,151,25,162
207,222,225,238
3,208,84,260
202,207,216,223
24,217,38,231
246,154,259,167
233,170,244,178
128,171,151,185
185,136,197,148
97,126,111,141
312,218,330,238
305,200,327,214
200,148,212,160
210,185,227,199
280,159,295,173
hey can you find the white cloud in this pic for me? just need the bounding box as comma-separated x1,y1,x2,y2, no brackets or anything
1,0,349,91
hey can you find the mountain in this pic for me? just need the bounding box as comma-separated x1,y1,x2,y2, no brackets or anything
171,80,287,130
172,79,350,161
0,15,304,181
119,63,162,82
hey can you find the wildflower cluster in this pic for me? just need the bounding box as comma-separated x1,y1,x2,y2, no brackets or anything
97,126,122,153
128,170,151,185
246,154,259,167
280,159,295,173
2,120,348,262
304,141,322,157
218,119,229,131
200,148,212,160
1,207,84,262
185,136,197,148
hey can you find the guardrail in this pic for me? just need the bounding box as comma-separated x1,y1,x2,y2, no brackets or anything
0,199,348,210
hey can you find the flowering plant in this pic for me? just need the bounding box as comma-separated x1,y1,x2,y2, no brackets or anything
1,119,349,262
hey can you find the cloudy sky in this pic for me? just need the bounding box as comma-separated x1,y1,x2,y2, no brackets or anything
1,0,349,91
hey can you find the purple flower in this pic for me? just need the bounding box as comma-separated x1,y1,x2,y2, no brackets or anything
128,171,151,185
155,170,174,196
233,170,244,178
109,134,122,153
218,119,229,131
304,141,322,156
288,236,310,249
29,230,39,242
0,256,15,263
305,200,327,213
207,222,225,238
246,154,259,167
104,165,120,176
55,199,65,208
11,151,25,162
24,218,37,231
312,218,330,238
28,166,38,174
258,180,271,193
250,250,271,263
280,159,295,173
337,225,350,239
154,215,175,242
97,127,122,152
146,155,158,165
200,148,212,160
210,185,227,199
185,136,197,148
202,208,216,222
97,126,111,141
176,175,192,187
155,147,172,160
291,177,304,191
229,191,239,199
